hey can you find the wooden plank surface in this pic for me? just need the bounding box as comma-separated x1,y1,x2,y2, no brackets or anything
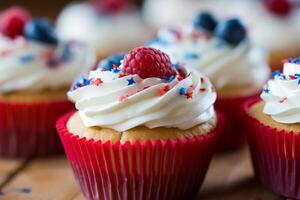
0,146,285,200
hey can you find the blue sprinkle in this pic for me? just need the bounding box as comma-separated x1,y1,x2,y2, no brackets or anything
184,52,199,60
298,79,300,85
167,75,175,82
179,87,187,95
263,88,270,93
272,70,280,78
112,68,121,73
19,55,34,63
295,74,300,77
16,188,31,194
0,191,4,196
127,77,135,85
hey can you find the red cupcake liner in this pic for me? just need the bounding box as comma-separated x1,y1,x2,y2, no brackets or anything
243,97,300,199
56,112,223,200
0,99,74,157
215,93,260,152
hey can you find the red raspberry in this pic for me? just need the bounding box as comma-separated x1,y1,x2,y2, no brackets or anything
263,0,291,16
0,7,31,38
123,47,174,79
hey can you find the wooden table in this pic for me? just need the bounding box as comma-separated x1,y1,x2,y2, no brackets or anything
0,146,285,200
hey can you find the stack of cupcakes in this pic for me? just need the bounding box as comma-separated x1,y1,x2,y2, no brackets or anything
243,58,300,199
56,47,224,200
56,0,153,61
0,7,95,157
148,12,270,151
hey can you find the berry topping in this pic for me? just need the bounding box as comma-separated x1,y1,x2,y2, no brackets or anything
263,0,291,16
215,18,246,46
98,52,125,71
24,18,58,45
91,0,128,13
0,7,30,38
123,47,174,79
192,12,217,32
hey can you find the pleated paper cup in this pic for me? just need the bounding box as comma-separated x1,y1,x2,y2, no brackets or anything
0,99,74,157
56,112,224,200
243,97,300,199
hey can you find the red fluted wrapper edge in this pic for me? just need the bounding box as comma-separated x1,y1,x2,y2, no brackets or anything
0,99,74,157
243,97,300,199
56,112,224,200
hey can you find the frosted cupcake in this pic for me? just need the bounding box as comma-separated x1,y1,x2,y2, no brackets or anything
232,0,300,71
142,0,245,29
57,47,223,200
56,0,153,60
148,12,270,151
243,58,300,199
0,7,95,157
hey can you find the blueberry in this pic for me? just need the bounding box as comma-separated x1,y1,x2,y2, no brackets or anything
98,52,125,71
215,18,246,46
24,18,58,45
193,12,217,32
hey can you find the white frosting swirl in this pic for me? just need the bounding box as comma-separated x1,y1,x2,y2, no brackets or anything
0,35,95,93
148,26,270,90
68,65,216,131
261,61,300,124
56,3,153,56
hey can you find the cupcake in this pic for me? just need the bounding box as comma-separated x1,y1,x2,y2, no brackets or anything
56,0,153,61
243,58,300,199
232,0,300,71
148,12,270,151
56,47,223,200
142,0,246,29
0,7,95,157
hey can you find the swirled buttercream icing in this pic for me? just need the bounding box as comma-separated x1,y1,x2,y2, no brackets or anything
0,35,95,93
261,58,300,124
148,23,270,90
68,54,216,131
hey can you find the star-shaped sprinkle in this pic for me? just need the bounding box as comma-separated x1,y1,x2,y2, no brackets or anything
263,88,270,93
185,92,193,99
91,78,103,86
127,77,135,85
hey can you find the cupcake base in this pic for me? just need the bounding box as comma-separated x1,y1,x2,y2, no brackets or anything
56,112,223,200
0,96,74,157
243,98,300,199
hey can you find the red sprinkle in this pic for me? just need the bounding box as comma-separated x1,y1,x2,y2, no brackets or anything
159,85,171,95
199,88,206,93
91,78,103,86
185,92,193,99
279,97,287,103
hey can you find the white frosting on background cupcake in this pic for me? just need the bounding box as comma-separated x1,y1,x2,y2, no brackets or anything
56,3,153,57
0,35,95,93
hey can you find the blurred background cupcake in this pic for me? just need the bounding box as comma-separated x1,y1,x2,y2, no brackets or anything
243,58,300,199
56,0,153,61
148,12,270,151
143,0,300,71
0,7,95,157
57,47,223,200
